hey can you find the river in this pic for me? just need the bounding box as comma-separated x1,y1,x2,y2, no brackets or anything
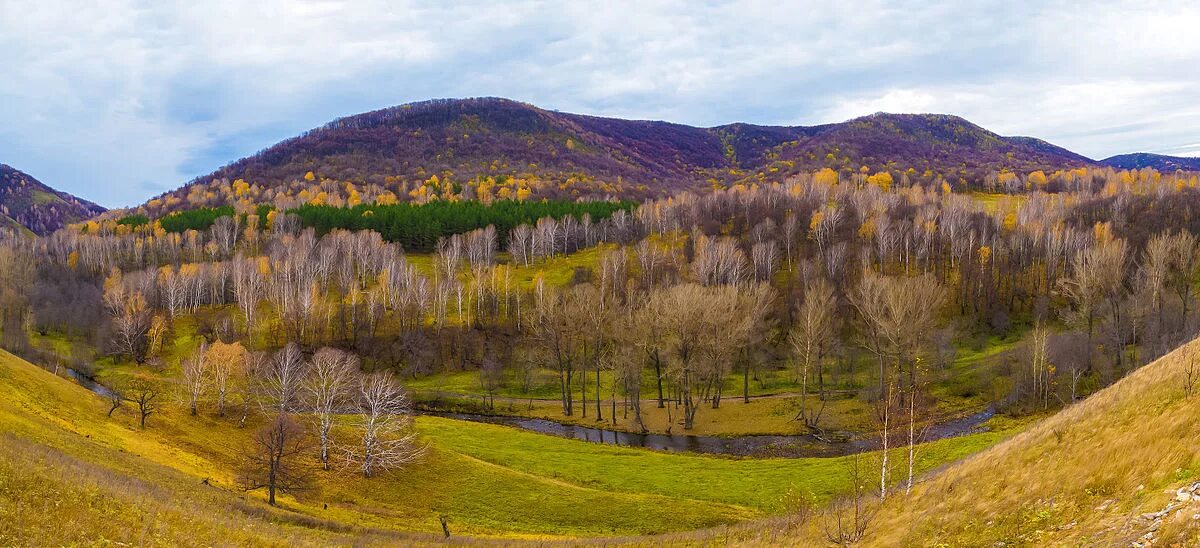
423,407,996,458
58,363,994,459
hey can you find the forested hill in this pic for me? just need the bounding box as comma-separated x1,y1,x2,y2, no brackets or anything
135,97,1097,217
1101,152,1200,171
0,164,105,235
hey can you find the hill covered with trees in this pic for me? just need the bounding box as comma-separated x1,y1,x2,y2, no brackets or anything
0,164,105,235
1102,152,1200,171
126,98,1100,219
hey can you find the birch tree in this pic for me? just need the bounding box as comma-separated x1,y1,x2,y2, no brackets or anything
306,347,359,470
349,371,424,478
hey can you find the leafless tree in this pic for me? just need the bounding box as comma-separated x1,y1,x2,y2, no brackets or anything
126,380,158,429
510,224,533,267
822,452,876,545
232,255,267,335
106,383,125,417
256,342,309,414
210,215,240,256
306,347,359,470
1057,237,1126,370
1027,323,1052,408
103,272,153,363
181,341,209,416
436,234,463,278
851,271,945,398
790,277,836,428
240,414,310,506
527,285,588,416
751,240,779,282
348,371,425,478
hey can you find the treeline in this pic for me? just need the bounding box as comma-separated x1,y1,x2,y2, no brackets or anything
19,165,1200,435
125,199,632,252
157,206,235,233
289,199,635,251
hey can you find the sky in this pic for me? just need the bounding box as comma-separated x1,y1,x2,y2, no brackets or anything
2,1,1199,208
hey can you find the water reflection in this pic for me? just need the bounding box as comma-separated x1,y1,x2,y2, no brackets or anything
426,408,995,458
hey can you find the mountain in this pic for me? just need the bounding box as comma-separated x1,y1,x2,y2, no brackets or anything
1101,152,1200,171
135,98,1096,216
0,164,105,235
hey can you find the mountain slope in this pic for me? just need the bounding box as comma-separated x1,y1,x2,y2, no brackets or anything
708,337,1200,546
1102,152,1200,171
0,164,105,234
136,98,1095,216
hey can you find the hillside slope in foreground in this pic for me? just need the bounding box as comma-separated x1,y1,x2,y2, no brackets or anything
0,344,1013,545
700,338,1200,546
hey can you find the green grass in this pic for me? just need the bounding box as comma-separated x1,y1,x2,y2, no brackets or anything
0,345,1018,541
407,327,1030,436
405,243,615,292
420,415,1012,513
30,189,65,205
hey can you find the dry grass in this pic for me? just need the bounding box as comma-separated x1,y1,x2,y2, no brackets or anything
699,338,1200,546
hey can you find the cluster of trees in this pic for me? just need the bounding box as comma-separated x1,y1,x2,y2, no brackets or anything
140,340,423,504
289,199,634,252
18,166,1200,427
157,206,237,233
7,167,1200,467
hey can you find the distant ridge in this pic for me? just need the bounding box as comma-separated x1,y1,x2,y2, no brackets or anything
136,98,1129,215
1101,152,1200,171
0,164,105,235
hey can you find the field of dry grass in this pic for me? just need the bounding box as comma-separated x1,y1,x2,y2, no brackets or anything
669,337,1200,546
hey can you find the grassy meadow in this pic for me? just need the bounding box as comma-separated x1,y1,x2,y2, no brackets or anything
0,344,1019,542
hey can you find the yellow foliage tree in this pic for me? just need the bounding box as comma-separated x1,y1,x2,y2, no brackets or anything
867,171,894,192
813,167,839,186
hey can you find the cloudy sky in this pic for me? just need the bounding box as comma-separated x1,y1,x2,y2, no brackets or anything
2,1,1198,208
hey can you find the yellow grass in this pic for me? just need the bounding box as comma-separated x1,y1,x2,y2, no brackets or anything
687,338,1200,546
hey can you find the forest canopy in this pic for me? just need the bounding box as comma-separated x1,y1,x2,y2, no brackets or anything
152,199,635,252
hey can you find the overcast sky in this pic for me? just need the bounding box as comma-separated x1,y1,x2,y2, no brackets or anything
2,1,1199,208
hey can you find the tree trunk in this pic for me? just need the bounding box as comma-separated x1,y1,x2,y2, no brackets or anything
653,351,665,408
595,364,603,422
743,355,750,404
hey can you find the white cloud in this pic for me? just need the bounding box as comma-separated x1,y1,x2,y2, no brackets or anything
0,0,1198,207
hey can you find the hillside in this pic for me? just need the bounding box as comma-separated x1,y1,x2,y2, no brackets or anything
1102,152,1200,171
680,337,1200,546
133,98,1095,217
0,331,1007,543
0,164,105,235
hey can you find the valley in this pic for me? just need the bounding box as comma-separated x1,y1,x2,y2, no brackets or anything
2,99,1200,546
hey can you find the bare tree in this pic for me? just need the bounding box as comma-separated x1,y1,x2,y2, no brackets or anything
851,271,945,397
240,414,310,506
823,452,877,545
256,342,309,414
210,215,239,256
306,347,359,470
232,255,267,336
1057,237,1126,370
751,240,779,282
103,272,152,364
1027,323,1052,409
126,380,158,429
181,341,209,416
348,371,424,478
510,224,534,267
790,277,836,429
526,284,586,416
105,383,125,417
